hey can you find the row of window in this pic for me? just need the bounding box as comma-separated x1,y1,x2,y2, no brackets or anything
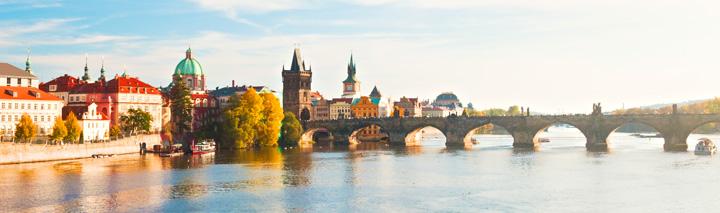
0,102,60,110
3,77,33,86
0,114,57,123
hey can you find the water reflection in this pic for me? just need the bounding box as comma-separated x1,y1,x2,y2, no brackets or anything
2,133,720,212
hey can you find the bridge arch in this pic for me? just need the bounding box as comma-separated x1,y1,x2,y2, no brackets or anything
300,127,334,146
348,123,389,144
404,125,447,147
462,122,514,147
607,121,664,150
685,120,720,149
532,122,589,147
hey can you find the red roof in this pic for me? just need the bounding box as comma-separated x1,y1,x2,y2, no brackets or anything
65,75,161,95
39,75,82,92
0,86,63,101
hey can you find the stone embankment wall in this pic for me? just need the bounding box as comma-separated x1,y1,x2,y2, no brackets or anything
0,134,161,164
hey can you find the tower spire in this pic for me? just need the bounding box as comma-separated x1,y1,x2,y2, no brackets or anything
290,48,305,72
99,56,106,81
81,53,91,81
186,45,192,59
25,48,32,73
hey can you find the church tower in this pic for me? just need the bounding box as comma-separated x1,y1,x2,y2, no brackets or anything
174,48,206,94
342,54,360,98
282,48,313,121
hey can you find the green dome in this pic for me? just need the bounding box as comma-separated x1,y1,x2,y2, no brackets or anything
174,48,204,76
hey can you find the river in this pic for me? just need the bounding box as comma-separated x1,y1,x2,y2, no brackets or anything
1,129,720,212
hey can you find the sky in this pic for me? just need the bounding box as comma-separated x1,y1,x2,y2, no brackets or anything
1,0,720,113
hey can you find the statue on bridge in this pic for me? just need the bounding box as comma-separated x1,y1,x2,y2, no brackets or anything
592,103,602,115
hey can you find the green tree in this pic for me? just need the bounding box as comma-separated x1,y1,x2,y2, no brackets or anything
119,108,153,134
49,116,67,143
483,108,507,116
15,113,37,143
279,112,304,147
64,113,82,143
169,74,193,142
256,93,284,147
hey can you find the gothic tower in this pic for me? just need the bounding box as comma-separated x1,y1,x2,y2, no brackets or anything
342,54,360,98
282,48,313,121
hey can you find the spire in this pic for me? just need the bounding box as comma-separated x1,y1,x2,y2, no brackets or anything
25,48,32,73
121,64,127,77
81,54,91,81
369,86,382,98
186,46,192,59
98,56,106,81
343,53,358,83
290,48,305,72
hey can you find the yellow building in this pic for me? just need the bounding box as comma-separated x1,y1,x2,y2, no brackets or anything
351,96,378,118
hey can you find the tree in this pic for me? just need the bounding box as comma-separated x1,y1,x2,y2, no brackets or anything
169,74,193,142
507,105,521,116
49,116,67,143
64,113,82,143
279,111,304,147
221,88,264,149
109,125,122,137
256,93,284,147
15,113,37,143
119,108,153,134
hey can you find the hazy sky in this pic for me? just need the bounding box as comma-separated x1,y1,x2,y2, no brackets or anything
1,0,719,113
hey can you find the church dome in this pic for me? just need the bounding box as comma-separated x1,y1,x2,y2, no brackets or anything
436,92,459,102
174,48,204,76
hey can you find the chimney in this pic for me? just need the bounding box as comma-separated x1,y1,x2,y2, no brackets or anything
232,80,235,87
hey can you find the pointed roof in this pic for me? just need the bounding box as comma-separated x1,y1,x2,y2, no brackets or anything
24,51,32,74
369,86,381,98
343,53,358,83
98,58,106,81
288,48,308,72
81,55,91,81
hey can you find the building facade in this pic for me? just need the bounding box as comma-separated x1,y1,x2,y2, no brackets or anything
394,97,422,117
0,62,63,137
351,96,378,118
79,102,110,141
282,48,313,121
330,98,353,119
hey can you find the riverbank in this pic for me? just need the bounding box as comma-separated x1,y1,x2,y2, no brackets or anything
0,134,161,165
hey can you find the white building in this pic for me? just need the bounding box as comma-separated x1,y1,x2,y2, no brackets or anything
79,103,110,142
330,98,353,119
0,62,63,137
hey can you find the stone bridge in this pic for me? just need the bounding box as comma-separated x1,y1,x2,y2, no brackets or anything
302,113,720,151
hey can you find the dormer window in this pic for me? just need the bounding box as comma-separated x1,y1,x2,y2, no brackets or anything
49,85,57,92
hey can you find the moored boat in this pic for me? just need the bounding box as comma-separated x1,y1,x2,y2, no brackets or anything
191,140,216,155
694,138,717,155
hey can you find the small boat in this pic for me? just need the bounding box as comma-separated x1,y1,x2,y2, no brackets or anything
91,154,114,158
694,138,717,155
191,140,216,155
538,138,550,143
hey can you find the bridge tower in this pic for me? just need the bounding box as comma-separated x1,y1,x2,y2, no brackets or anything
282,48,313,121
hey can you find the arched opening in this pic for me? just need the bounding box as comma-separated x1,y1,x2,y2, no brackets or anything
533,123,587,149
300,108,311,121
463,123,513,149
608,122,664,150
404,126,446,147
686,121,720,152
349,124,389,144
300,128,333,147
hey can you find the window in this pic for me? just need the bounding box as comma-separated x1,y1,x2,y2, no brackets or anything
49,85,57,91
1,103,4,109
17,78,21,85
6,78,10,85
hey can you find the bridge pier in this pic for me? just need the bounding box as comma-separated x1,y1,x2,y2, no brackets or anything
584,131,610,152
663,133,690,152
510,130,538,149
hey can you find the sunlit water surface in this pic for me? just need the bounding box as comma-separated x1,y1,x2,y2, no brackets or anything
1,129,720,212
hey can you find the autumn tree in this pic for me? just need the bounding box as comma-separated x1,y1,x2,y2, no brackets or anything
64,113,82,143
14,113,37,143
507,105,521,116
49,116,67,143
279,111,303,147
109,125,122,137
221,88,263,149
256,93,284,147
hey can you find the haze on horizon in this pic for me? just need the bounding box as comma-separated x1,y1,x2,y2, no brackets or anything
1,0,719,114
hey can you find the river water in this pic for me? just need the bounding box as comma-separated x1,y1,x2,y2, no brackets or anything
2,129,720,212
